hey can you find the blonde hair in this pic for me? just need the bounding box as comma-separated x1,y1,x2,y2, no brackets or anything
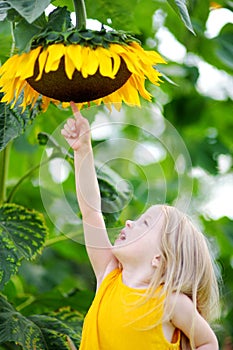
142,205,220,349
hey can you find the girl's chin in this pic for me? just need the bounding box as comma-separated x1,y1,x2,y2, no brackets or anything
114,238,126,246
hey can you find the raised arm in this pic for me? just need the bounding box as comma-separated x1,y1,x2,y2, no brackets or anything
61,102,118,285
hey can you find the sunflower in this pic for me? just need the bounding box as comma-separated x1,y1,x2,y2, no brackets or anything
0,6,166,112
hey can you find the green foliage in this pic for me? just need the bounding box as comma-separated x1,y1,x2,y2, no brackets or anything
3,0,51,23
0,203,48,289
166,0,195,34
0,295,82,349
0,94,41,151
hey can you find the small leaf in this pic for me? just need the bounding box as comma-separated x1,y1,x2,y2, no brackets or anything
0,203,48,289
6,0,51,23
47,6,72,32
166,0,195,34
79,30,95,40
68,32,81,44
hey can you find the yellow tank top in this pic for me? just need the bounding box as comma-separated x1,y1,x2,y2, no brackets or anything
79,268,180,350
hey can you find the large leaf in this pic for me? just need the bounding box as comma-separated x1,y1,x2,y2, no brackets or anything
3,0,51,23
0,203,48,289
14,14,47,52
0,94,41,152
53,0,139,32
0,1,10,21
0,296,83,349
166,0,195,34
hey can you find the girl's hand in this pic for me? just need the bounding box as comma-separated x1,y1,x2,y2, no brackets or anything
61,102,91,152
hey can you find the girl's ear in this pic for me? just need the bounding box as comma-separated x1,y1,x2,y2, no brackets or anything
152,254,161,268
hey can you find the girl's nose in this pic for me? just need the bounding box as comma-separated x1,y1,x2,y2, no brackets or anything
126,220,133,228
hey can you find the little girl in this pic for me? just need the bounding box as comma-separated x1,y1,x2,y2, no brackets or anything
61,102,220,350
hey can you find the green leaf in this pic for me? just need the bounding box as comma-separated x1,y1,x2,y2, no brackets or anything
0,1,10,21
0,94,41,152
85,0,139,32
95,161,132,225
13,13,47,52
0,20,12,63
0,296,83,349
14,18,42,52
0,203,48,289
166,0,195,34
215,23,233,70
46,6,72,32
0,294,40,347
5,0,51,23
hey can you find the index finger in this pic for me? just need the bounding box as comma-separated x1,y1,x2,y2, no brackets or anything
70,101,82,120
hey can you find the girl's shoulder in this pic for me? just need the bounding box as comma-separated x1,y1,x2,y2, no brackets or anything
96,263,121,291
167,292,194,319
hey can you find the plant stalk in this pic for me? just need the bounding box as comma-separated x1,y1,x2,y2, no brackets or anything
73,0,87,30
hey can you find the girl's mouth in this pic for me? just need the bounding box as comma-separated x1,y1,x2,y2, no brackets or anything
115,230,126,242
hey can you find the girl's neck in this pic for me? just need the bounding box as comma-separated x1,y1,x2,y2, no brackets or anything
120,264,156,289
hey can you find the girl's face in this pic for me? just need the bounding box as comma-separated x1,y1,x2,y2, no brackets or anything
113,205,164,254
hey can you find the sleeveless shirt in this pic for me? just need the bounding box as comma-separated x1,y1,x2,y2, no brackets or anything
79,268,180,350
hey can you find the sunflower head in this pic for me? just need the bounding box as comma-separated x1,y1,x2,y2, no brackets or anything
0,6,166,112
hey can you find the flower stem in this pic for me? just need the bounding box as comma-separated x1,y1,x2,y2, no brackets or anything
73,0,87,30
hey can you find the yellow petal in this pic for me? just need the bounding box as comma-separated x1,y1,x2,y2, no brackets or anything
66,44,82,71
80,46,90,78
64,51,75,79
119,52,141,75
86,49,99,76
145,50,166,64
62,102,70,108
1,77,20,103
19,82,32,112
110,44,127,55
36,49,49,81
129,75,151,101
45,44,65,73
95,47,114,78
41,95,51,111
14,53,30,78
73,102,86,110
108,48,121,76
120,79,141,106
0,54,19,76
28,87,40,108
141,63,162,85
11,79,26,107
18,46,41,80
